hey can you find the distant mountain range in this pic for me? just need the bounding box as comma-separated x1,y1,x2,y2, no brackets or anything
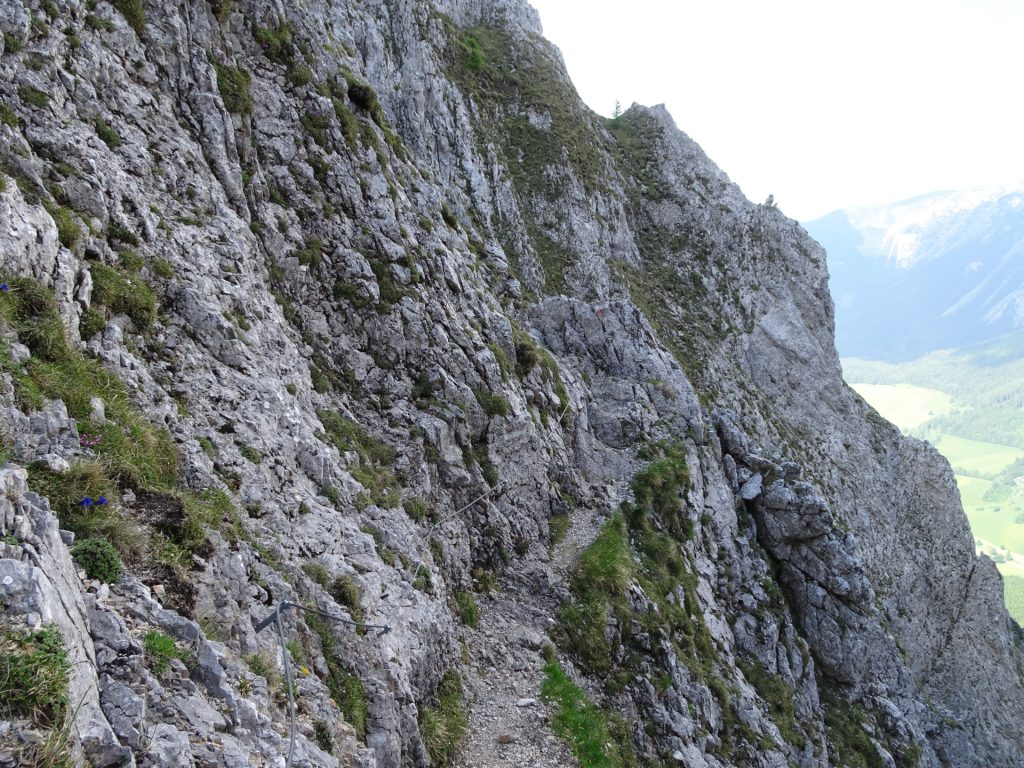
806,185,1024,361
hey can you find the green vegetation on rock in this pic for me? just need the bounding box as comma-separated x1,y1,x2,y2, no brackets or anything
0,622,73,766
0,623,69,723
143,630,189,676
453,591,478,627
72,537,124,582
419,670,467,767
112,0,145,35
215,62,252,114
89,262,158,332
821,688,885,768
94,117,122,149
739,659,805,748
306,611,368,740
541,659,637,768
317,410,400,508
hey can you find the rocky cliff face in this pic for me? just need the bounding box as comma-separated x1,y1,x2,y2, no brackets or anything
0,1,1021,767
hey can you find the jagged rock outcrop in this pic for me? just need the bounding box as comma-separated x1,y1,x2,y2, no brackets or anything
0,1,1021,767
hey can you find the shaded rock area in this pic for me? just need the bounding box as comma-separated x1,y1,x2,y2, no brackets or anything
0,0,1021,766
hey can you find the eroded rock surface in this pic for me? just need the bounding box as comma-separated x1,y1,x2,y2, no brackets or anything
0,0,1020,766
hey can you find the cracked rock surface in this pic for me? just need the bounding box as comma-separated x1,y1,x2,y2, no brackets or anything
0,0,1021,766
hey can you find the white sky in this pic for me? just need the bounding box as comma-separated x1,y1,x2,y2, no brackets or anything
527,0,1024,221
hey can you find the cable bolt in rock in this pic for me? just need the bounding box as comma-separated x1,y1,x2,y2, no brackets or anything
254,599,391,768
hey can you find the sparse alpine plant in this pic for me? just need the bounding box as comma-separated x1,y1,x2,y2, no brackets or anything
0,283,9,292
79,433,102,447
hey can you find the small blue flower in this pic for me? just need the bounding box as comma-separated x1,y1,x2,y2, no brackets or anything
97,495,107,505
0,284,8,292
80,497,93,507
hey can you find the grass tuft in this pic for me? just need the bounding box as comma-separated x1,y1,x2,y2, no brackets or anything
111,0,145,35
89,262,157,332
541,659,635,768
473,388,510,418
215,62,252,114
419,670,467,767
94,117,121,149
0,623,69,725
453,592,478,628
143,630,188,676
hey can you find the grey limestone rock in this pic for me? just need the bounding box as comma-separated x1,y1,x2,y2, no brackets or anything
0,0,1019,765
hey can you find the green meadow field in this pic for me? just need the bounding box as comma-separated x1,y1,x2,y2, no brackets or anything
845,353,1024,625
849,383,954,430
933,435,1024,476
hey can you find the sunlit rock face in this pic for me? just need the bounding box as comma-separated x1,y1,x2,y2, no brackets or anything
0,1,1020,766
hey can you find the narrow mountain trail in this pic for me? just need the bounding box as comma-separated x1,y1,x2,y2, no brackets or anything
453,595,576,768
454,483,627,767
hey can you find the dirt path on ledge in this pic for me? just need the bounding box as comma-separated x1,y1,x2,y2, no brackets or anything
454,483,627,767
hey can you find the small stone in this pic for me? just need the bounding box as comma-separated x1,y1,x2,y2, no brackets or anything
672,750,685,762
497,734,515,744
8,343,30,364
90,397,106,425
521,631,544,650
152,584,165,596
515,698,537,707
36,454,70,474
739,473,763,501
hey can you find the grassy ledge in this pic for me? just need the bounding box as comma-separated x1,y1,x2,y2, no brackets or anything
541,659,634,768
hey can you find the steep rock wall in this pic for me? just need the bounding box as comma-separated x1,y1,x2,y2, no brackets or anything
0,1,1019,767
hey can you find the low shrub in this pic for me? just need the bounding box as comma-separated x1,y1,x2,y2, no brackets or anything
347,81,378,111
72,538,123,582
94,117,121,149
